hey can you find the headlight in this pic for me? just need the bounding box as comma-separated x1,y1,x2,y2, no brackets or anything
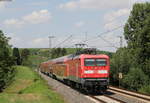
98,70,108,74
84,70,94,74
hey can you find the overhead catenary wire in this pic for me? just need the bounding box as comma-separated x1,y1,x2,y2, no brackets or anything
51,12,126,49
82,25,124,43
97,25,124,37
60,36,85,48
52,24,124,49
98,35,118,49
51,12,126,50
53,35,73,48
96,25,124,49
80,25,124,49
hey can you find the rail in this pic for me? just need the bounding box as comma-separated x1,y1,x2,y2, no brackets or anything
109,86,150,102
89,95,126,103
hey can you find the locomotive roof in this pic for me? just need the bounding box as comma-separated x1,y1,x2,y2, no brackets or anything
48,54,109,63
49,54,72,63
80,54,109,59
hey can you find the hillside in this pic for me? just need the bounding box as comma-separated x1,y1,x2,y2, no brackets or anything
0,66,65,103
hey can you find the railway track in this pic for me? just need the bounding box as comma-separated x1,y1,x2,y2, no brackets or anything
40,71,125,103
39,71,150,103
88,95,126,103
88,88,150,103
108,86,150,103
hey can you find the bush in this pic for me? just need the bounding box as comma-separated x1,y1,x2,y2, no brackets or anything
122,68,149,91
139,85,150,94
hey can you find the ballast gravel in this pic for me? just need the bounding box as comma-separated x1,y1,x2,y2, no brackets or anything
38,71,95,103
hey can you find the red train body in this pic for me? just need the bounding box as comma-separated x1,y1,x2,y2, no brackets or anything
40,54,110,92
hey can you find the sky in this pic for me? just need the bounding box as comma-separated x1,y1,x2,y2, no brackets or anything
0,0,149,52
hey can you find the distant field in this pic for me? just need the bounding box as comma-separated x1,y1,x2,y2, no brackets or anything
0,66,65,103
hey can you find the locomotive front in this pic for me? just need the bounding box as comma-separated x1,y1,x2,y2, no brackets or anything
80,54,110,92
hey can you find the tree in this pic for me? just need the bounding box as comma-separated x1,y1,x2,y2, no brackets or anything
21,49,30,65
56,48,61,57
124,2,150,77
0,30,14,91
21,49,30,59
122,68,149,91
61,48,67,56
13,48,21,65
110,48,132,85
51,48,67,59
51,48,57,59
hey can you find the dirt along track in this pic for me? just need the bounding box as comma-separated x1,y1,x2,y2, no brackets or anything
38,71,150,103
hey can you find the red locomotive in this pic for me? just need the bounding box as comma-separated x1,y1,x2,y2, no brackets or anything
39,50,110,92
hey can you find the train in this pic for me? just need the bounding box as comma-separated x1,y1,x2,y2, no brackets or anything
39,49,110,93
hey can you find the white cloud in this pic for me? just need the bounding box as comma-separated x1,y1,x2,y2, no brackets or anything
59,0,130,10
29,1,48,6
0,2,6,9
75,21,85,28
104,21,120,30
4,19,24,28
104,8,130,22
59,0,150,10
3,9,52,27
23,9,51,24
103,8,130,30
59,1,78,10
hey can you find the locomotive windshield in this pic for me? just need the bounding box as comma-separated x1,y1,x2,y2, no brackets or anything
84,59,95,66
84,58,107,66
96,59,107,66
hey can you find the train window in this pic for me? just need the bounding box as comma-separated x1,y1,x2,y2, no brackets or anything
84,59,95,66
96,59,107,66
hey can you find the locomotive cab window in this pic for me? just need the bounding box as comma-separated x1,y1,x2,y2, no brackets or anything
84,58,107,66
84,59,95,66
96,59,107,66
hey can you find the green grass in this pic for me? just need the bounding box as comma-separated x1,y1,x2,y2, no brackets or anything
0,66,65,103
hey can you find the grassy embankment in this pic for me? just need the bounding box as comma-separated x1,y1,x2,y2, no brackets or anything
0,66,65,103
